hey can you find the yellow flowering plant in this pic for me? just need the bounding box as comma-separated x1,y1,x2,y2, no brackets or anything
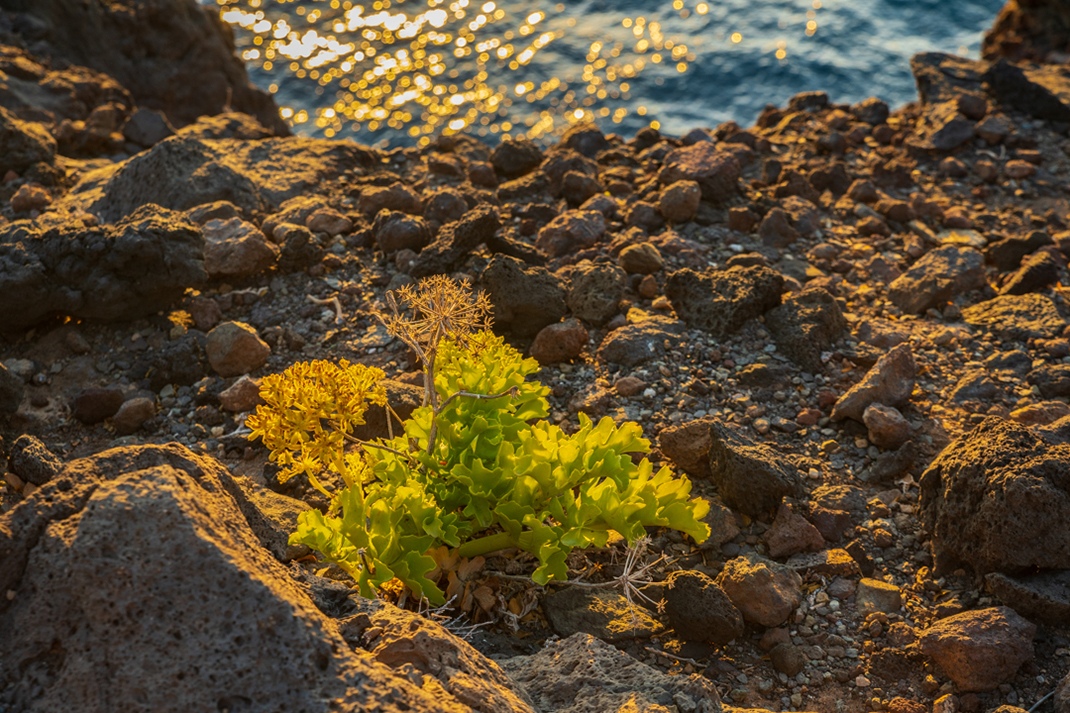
248,276,710,604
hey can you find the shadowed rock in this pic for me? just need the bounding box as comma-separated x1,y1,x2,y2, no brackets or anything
0,444,465,712
0,205,205,330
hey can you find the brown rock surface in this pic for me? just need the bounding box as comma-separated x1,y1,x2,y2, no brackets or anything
918,607,1036,693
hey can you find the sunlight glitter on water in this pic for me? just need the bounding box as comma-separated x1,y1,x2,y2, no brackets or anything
216,0,824,144
213,0,1002,146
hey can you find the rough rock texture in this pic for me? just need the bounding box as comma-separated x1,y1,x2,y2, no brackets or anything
984,0,1070,61
541,587,661,644
72,135,376,223
663,569,744,645
919,417,1070,574
918,607,1036,693
961,293,1067,341
3,0,288,134
0,205,205,330
708,423,804,517
202,217,278,278
0,444,462,712
765,287,847,372
597,317,687,367
986,60,1070,124
481,255,568,337
535,209,605,258
665,266,784,338
498,633,722,713
565,262,625,325
410,205,500,277
659,418,716,479
716,553,803,628
888,246,986,314
831,344,916,422
9,435,62,486
984,570,1070,626
658,141,742,204
205,321,270,377
0,105,56,174
343,598,538,713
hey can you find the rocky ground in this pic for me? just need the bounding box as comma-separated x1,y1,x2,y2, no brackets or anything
2,1,1070,712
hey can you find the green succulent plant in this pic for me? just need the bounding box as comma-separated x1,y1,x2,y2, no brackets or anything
249,276,710,604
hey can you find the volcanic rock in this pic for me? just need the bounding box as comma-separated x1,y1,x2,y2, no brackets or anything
918,607,1035,693
665,266,783,338
0,205,205,330
919,416,1070,574
663,570,744,645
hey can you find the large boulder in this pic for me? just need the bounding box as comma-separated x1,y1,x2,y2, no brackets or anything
984,0,1070,62
0,444,468,712
0,205,205,330
71,135,377,223
2,0,288,133
919,417,1070,574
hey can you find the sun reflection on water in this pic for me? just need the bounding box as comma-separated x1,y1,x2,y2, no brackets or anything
216,0,822,144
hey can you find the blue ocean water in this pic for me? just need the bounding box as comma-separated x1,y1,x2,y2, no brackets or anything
210,0,1004,145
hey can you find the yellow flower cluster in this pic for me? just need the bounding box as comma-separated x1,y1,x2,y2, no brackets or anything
246,359,386,495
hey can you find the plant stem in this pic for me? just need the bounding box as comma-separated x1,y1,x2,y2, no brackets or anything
456,531,516,558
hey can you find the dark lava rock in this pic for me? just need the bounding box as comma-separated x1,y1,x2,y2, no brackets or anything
1028,364,1070,399
121,107,176,147
541,149,598,196
560,122,611,158
9,0,288,134
480,254,567,337
274,223,325,273
0,363,24,414
1000,250,1060,295
83,135,375,223
657,142,742,204
832,344,916,422
765,287,847,372
659,418,716,480
985,230,1052,271
0,105,56,174
708,423,804,518
986,59,1070,124
130,332,209,392
770,644,806,677
919,416,1070,575
411,206,500,278
596,317,686,368
859,440,917,484
985,570,1070,626
758,207,799,248
0,205,205,330
910,52,987,106
565,262,626,325
888,246,986,314
665,266,783,338
962,293,1066,341
0,443,465,712
663,570,743,645
9,435,62,486
535,210,606,258
490,137,543,179
542,587,661,644
71,387,125,425
373,210,432,253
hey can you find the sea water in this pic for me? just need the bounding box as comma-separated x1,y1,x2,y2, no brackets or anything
210,0,1004,145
